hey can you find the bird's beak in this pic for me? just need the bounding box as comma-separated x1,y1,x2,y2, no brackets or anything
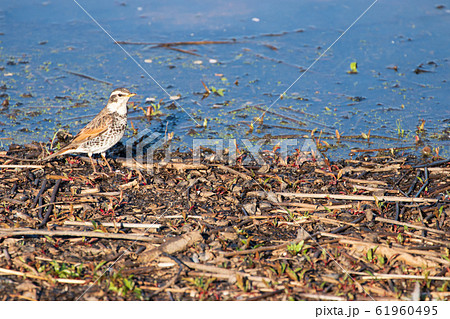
127,93,137,97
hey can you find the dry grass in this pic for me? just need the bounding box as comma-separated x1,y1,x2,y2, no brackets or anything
0,143,449,300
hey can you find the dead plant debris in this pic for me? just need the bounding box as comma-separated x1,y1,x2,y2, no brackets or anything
0,143,449,301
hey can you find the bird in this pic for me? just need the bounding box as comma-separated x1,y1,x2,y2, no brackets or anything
42,87,136,173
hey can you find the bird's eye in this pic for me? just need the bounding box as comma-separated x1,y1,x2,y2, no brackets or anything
118,94,123,97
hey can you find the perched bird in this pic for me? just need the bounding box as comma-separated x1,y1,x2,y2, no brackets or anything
42,87,136,172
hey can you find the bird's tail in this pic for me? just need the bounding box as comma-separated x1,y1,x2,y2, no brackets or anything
40,147,71,162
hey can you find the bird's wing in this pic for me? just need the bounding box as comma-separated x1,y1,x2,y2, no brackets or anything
41,106,115,161
72,108,113,144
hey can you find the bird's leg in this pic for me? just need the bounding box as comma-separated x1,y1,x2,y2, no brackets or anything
88,153,98,173
101,152,113,173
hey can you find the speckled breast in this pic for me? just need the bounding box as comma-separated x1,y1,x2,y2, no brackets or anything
81,113,127,154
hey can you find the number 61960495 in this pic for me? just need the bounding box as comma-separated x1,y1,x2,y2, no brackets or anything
375,306,437,316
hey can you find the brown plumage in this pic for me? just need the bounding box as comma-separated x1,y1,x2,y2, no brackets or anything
42,88,136,172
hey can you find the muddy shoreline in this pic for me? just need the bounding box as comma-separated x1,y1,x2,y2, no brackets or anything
0,142,449,300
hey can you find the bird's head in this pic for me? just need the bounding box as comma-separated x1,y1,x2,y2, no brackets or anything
107,88,136,115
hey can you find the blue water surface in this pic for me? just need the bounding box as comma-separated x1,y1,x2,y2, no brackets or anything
0,0,449,159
